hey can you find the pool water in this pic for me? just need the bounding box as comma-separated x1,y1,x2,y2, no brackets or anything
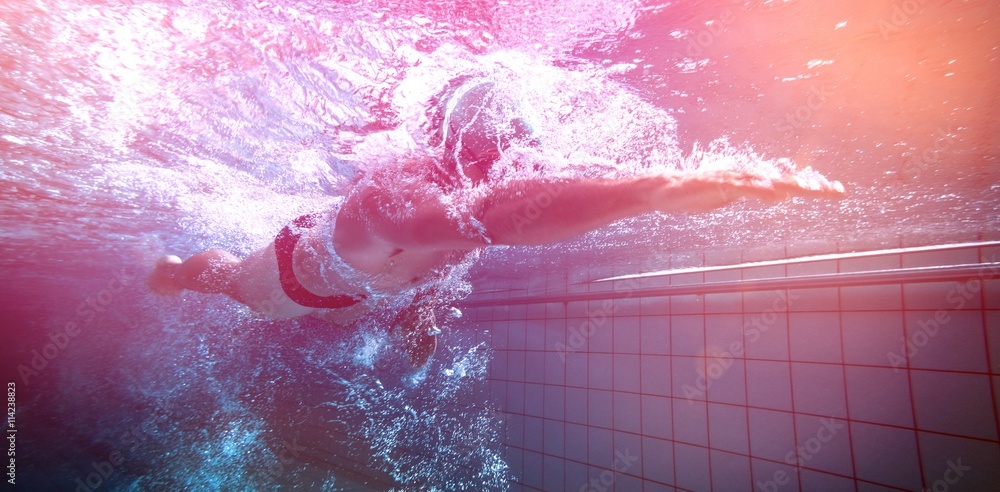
1,0,997,490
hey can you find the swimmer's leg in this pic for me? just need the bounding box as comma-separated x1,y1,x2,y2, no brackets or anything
147,250,241,297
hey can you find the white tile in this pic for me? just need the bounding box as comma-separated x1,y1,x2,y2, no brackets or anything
751,459,799,492
523,449,543,488
566,387,588,425
565,460,589,491
904,282,983,311
640,315,671,355
613,431,643,477
705,314,743,354
918,432,1000,491
525,319,546,350
674,443,711,492
508,350,526,382
589,316,615,352
788,287,840,312
788,259,837,276
524,383,543,417
911,371,998,440
505,445,524,480
491,321,509,350
707,403,749,455
544,351,566,385
710,450,751,492
544,419,565,457
671,315,705,356
613,472,643,492
491,350,509,379
799,468,854,491
793,415,853,476
842,311,905,367
746,360,793,411
988,311,1000,374
506,381,525,414
543,455,565,492
904,311,988,372
589,389,613,429
672,399,708,446
589,353,613,390
544,385,564,421
706,358,747,406
506,414,524,447
791,362,847,418
545,318,566,351
613,297,641,317
565,317,590,353
743,310,790,361
641,296,671,315
613,354,641,393
642,437,674,486
508,320,527,350
525,351,545,384
789,312,843,363
672,356,704,402
490,380,507,406
748,408,796,463
705,292,742,314
524,416,544,452
588,426,614,467
566,352,588,387
841,284,903,311
641,395,671,440
613,316,641,354
986,280,1000,309
845,366,913,427
567,300,590,318
641,355,671,397
671,294,704,315
850,422,921,490
545,301,566,318
565,422,588,462
613,391,641,434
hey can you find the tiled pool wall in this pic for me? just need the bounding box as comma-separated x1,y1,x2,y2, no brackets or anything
456,241,1000,491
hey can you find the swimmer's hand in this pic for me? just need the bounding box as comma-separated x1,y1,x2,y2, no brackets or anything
147,255,184,296
392,303,438,367
648,169,845,213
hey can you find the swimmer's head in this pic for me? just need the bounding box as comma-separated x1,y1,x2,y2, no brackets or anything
429,77,539,184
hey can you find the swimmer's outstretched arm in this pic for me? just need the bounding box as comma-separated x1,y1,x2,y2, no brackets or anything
345,168,843,252
478,171,844,246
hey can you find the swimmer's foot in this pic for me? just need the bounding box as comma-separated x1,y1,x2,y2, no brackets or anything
404,326,438,368
392,304,439,367
146,255,184,296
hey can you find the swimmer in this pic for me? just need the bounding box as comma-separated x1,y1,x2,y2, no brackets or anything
146,79,845,366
